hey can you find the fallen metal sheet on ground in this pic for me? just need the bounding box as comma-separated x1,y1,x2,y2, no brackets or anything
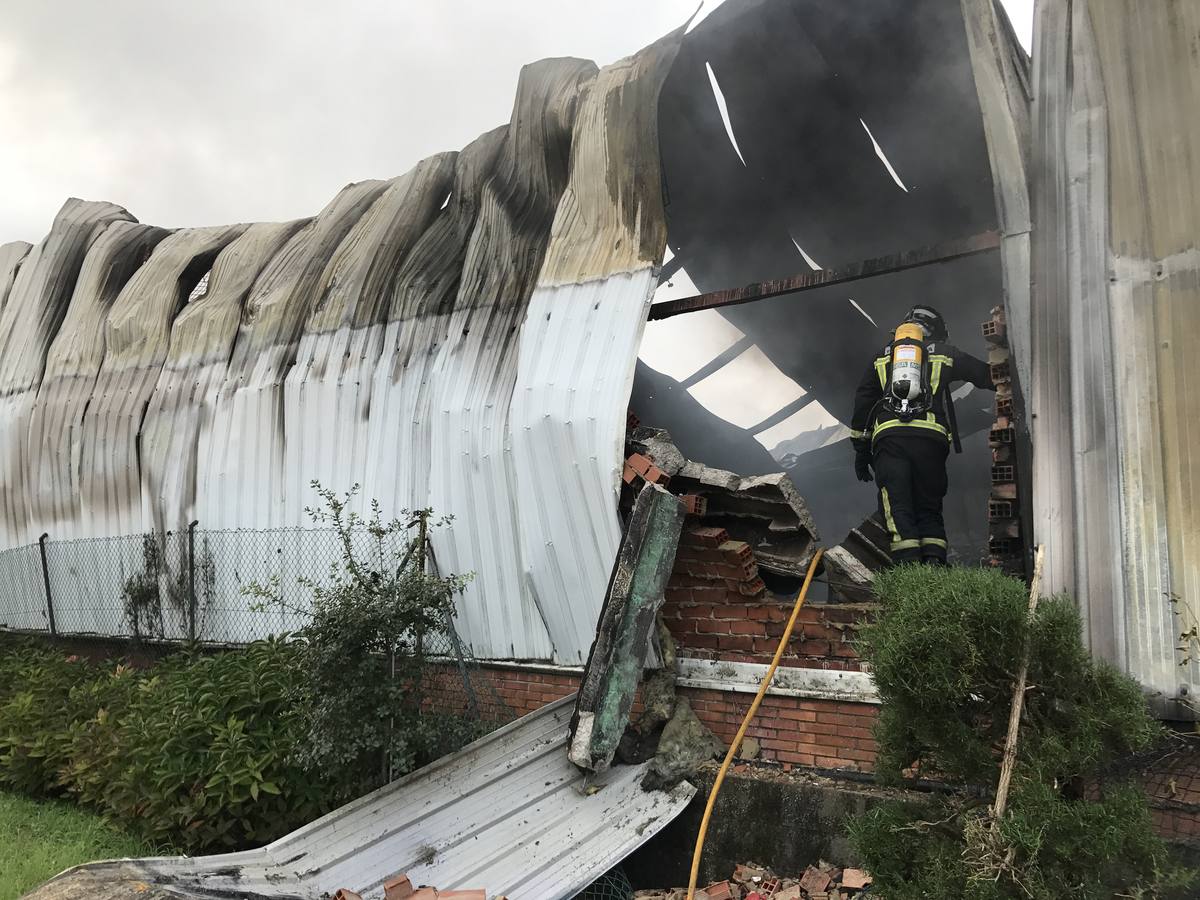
32,697,695,900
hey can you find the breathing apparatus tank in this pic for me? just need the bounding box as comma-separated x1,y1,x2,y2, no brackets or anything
888,321,927,416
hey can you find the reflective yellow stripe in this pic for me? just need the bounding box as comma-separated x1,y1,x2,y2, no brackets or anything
929,354,952,395
874,356,889,389
881,487,901,545
872,417,950,442
849,429,866,439
891,539,921,551
920,537,948,548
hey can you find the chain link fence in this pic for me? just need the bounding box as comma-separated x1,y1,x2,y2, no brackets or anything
0,525,517,727
0,526,423,644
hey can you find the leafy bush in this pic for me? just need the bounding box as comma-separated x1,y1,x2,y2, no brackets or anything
848,564,1191,899
0,486,483,852
0,640,334,853
80,640,329,851
249,483,476,802
0,645,99,796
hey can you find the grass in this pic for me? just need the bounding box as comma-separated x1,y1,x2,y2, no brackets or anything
0,791,154,900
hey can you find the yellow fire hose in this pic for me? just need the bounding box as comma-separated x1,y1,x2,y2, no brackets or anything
685,548,825,900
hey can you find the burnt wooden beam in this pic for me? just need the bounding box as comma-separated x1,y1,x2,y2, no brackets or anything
648,230,1002,320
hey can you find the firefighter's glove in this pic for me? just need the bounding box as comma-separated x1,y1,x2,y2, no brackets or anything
854,448,873,483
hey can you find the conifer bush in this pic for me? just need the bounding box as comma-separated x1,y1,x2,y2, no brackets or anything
848,564,1192,899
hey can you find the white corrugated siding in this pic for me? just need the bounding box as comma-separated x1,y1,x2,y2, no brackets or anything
1030,0,1200,709
0,30,682,665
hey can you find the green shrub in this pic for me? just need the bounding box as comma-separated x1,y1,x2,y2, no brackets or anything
0,646,101,796
0,639,335,853
248,484,475,802
77,640,331,851
849,564,1191,899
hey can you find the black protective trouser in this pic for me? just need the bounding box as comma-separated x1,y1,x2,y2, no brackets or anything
873,434,949,564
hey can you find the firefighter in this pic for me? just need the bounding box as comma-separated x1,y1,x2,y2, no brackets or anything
849,305,994,564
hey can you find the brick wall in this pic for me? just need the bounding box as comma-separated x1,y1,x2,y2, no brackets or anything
663,525,874,671
686,689,878,771
428,661,881,774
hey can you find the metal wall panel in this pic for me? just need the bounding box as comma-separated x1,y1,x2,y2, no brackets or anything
1030,0,1200,709
0,30,681,666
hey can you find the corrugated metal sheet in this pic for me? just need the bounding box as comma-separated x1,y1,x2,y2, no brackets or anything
0,241,32,315
0,200,134,550
961,0,1032,390
106,698,695,899
0,30,683,664
1029,0,1200,709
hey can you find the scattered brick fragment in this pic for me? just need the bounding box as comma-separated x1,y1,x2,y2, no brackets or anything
840,869,871,889
798,866,831,894
439,892,485,900
384,875,414,900
704,880,734,900
333,891,363,900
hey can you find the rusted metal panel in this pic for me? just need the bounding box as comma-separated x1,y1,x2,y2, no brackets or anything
648,231,1001,321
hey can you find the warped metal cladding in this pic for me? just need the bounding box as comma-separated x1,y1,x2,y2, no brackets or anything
141,220,311,538
0,31,682,664
1030,0,1200,711
0,199,134,550
29,221,171,540
78,224,248,542
196,179,389,533
34,699,696,900
0,241,32,315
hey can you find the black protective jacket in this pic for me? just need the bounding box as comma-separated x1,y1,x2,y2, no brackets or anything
850,341,993,453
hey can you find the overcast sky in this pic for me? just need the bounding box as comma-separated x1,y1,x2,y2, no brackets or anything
0,0,1032,246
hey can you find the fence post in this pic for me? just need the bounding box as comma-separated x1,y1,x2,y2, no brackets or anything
188,520,199,643
38,533,56,636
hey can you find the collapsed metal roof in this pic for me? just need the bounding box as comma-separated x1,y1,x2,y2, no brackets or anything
30,698,696,900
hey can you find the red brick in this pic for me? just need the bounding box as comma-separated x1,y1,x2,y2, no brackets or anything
384,875,414,900
718,540,754,562
729,620,767,636
683,526,730,547
737,578,767,597
718,635,755,651
626,452,653,476
776,750,816,766
692,587,728,605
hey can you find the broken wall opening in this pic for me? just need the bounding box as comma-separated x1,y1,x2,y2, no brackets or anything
638,0,1022,565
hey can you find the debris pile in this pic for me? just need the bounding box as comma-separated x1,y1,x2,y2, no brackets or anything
634,860,873,900
333,875,489,900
